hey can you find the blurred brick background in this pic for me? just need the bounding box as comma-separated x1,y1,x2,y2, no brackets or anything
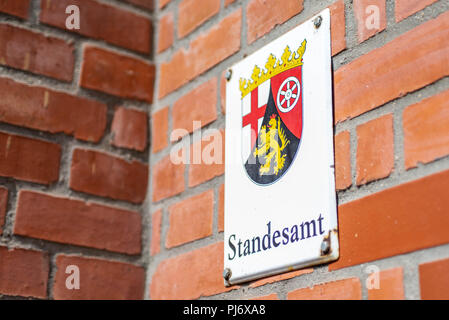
0,0,448,300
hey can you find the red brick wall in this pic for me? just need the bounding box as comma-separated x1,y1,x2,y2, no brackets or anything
149,0,449,301
0,0,152,299
1,0,448,300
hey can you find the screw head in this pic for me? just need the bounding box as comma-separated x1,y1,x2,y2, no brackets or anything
321,239,330,255
225,69,232,81
314,16,323,29
223,268,232,281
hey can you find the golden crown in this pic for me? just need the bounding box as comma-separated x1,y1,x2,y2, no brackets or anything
239,39,307,99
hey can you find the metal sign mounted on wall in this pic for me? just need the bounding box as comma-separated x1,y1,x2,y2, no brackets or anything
224,9,339,286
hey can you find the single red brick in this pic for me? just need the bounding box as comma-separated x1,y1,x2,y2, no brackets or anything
218,184,224,232
356,114,394,185
159,0,171,8
395,0,438,22
403,89,449,169
368,267,405,300
172,78,218,137
158,12,174,53
188,129,225,187
335,131,352,190
335,10,449,123
225,0,236,6
81,46,155,103
251,294,279,300
353,0,386,43
159,9,241,98
152,107,169,153
288,278,362,300
54,255,145,300
166,190,214,248
0,77,107,142
152,154,185,202
150,242,238,299
122,0,153,11
70,149,148,204
246,0,303,44
0,131,61,185
249,269,313,289
14,190,142,255
40,0,151,54
111,107,148,152
220,71,227,114
330,169,449,271
178,0,220,38
0,0,29,19
0,187,8,234
330,0,346,56
0,24,74,81
419,257,449,300
0,247,48,299
150,210,162,256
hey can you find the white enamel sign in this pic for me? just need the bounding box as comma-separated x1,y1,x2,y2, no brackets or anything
224,9,339,285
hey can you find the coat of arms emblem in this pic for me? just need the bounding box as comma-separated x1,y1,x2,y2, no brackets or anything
240,40,307,185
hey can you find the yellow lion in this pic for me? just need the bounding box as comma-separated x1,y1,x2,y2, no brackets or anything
253,115,290,176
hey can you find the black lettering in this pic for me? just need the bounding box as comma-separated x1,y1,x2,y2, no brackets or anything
301,220,317,239
243,239,251,256
282,227,289,245
290,225,299,242
272,230,281,247
238,238,243,257
228,234,236,260
262,222,272,250
318,214,325,235
252,236,261,253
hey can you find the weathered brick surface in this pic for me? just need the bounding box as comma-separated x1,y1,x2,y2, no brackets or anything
368,267,405,300
0,24,74,81
330,0,346,56
151,107,169,153
356,114,394,185
218,184,224,233
70,149,148,204
122,0,153,11
40,0,152,54
158,12,174,53
150,210,162,256
150,242,238,299
178,0,220,38
249,269,313,289
335,11,449,123
287,278,362,300
403,90,449,169
159,9,241,98
395,0,438,22
54,255,145,299
0,131,61,185
0,77,107,142
0,187,7,234
0,247,48,299
419,257,449,300
335,131,352,190
80,46,155,103
246,0,304,44
166,190,214,248
152,154,185,202
111,107,148,152
172,78,218,137
0,0,30,19
330,169,449,271
188,129,224,187
353,0,386,43
14,190,142,255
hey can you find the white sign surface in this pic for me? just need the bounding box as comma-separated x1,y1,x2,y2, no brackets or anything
224,9,339,285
